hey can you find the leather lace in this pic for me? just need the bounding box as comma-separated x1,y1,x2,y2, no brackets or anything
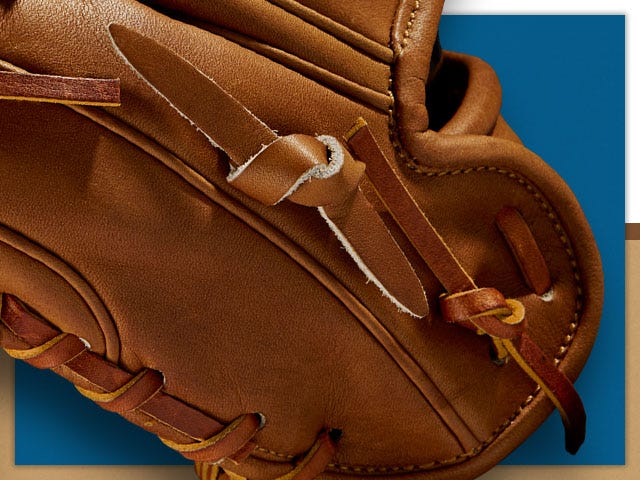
346,121,585,455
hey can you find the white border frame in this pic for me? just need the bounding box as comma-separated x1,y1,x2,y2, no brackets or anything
1,1,635,479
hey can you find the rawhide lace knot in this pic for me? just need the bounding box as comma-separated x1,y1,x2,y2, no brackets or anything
227,134,365,208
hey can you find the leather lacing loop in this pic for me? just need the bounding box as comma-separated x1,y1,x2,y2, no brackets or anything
0,293,263,465
75,368,165,413
346,119,586,455
496,206,552,295
197,429,341,480
0,58,347,480
227,134,365,208
439,287,525,339
0,290,341,479
440,288,526,365
108,23,429,319
160,413,264,462
4,332,87,369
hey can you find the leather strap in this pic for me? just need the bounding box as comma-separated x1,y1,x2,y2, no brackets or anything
4,332,87,369
110,24,429,318
504,334,585,454
496,206,552,295
345,118,475,292
75,369,164,413
195,430,340,480
160,414,263,462
228,134,365,207
346,119,586,454
276,430,339,480
0,71,120,106
0,293,261,462
1,23,586,473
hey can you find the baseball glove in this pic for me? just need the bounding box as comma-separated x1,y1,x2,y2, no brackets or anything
0,1,603,479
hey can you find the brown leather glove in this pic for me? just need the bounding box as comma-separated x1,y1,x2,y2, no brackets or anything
0,1,603,479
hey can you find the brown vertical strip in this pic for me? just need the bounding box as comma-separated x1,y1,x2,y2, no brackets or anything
626,223,640,240
0,71,120,106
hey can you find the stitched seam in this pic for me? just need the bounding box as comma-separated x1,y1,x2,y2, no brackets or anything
255,446,296,461
326,391,541,474
324,168,584,475
207,23,391,111
392,167,583,368
4,55,582,474
12,90,399,468
401,1,421,50
351,75,583,472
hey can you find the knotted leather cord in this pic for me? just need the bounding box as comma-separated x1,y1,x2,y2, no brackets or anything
345,119,585,454
196,430,339,480
107,23,429,319
0,294,263,464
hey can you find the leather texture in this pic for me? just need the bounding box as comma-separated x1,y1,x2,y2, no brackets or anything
0,1,603,479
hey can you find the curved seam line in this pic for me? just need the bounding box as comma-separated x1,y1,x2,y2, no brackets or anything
175,20,391,110
258,165,584,473
46,103,467,464
0,226,120,361
359,90,584,474
372,0,585,468
400,0,421,51
265,0,393,61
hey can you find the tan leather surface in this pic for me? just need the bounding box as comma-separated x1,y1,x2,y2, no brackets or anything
273,0,401,47
0,1,603,479
143,0,393,110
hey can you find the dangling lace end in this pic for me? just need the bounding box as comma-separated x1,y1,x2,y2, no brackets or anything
0,71,120,106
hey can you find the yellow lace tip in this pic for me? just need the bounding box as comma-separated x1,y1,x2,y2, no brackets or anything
344,117,368,141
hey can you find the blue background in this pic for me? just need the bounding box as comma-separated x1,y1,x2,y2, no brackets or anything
15,16,625,466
